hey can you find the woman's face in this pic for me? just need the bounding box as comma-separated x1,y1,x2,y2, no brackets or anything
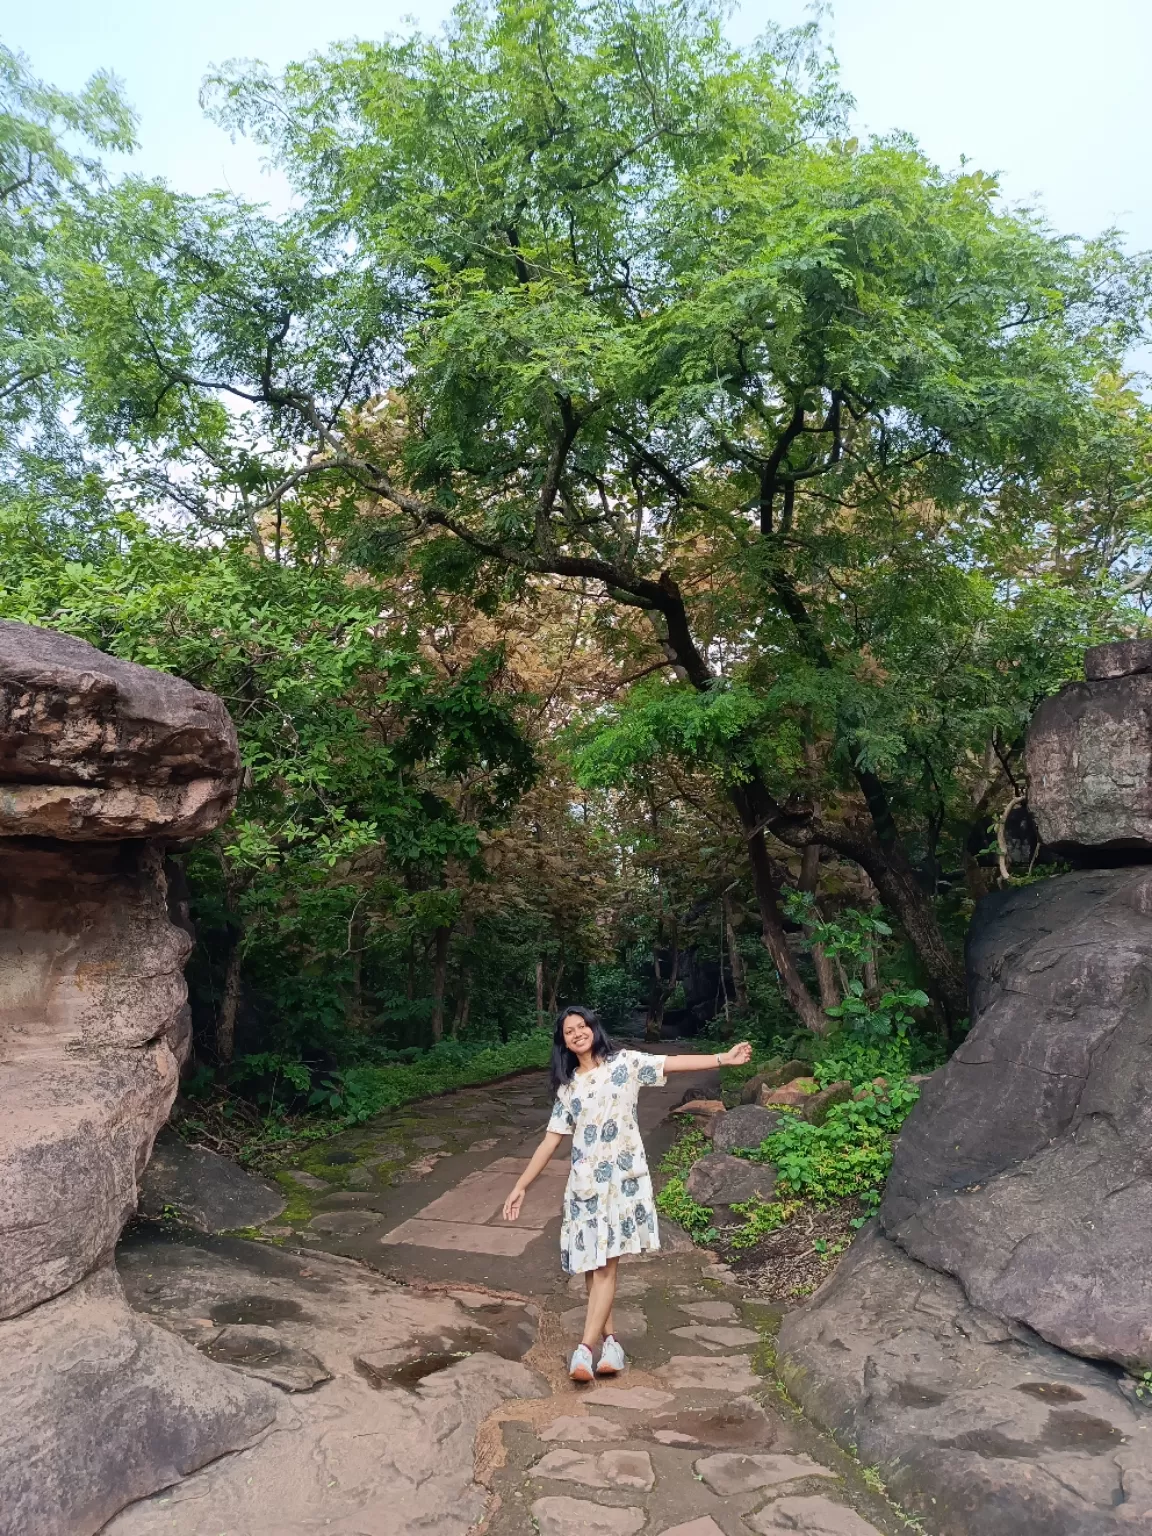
562,1013,595,1056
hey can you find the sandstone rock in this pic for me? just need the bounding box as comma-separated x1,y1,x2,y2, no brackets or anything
532,1448,655,1491
584,1385,674,1410
0,620,240,839
647,1397,781,1451
531,1497,645,1536
1084,638,1152,680
671,1098,726,1136
201,1324,331,1391
676,1300,739,1322
560,1304,647,1337
1026,667,1152,856
713,1104,788,1153
778,1226,1152,1536
801,1081,852,1125
655,1355,759,1392
740,1060,810,1105
0,1264,279,1536
686,1152,777,1208
694,1451,836,1496
659,1520,727,1536
140,1128,287,1233
749,1497,882,1535
883,865,1152,1368
761,1077,817,1108
671,1323,760,1348
538,1415,626,1443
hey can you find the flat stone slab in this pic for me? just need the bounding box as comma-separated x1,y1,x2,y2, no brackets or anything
659,1521,727,1536
201,1324,331,1392
532,1448,655,1491
140,1128,286,1233
695,1452,837,1496
749,1496,882,1534
676,1300,738,1322
308,1208,388,1236
584,1385,674,1410
531,1496,646,1536
379,1217,542,1255
671,1323,760,1347
285,1170,330,1190
647,1397,782,1451
655,1355,760,1393
560,1304,647,1338
538,1414,626,1443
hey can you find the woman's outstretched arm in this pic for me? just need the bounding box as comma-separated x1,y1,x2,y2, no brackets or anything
502,1130,565,1221
662,1041,753,1073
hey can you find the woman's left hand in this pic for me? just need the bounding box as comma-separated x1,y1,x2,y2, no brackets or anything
718,1041,753,1067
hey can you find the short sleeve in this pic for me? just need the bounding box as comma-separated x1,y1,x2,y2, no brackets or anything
632,1051,666,1089
548,1089,576,1134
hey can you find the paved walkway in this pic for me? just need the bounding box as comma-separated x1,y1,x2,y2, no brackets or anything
113,1047,914,1534
258,1048,911,1536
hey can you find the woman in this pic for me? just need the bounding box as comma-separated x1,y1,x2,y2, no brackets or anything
502,1006,752,1381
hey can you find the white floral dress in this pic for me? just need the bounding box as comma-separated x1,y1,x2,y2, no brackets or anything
547,1049,667,1274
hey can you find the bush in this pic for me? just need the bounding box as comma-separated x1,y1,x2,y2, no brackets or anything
655,1174,716,1240
585,963,643,1032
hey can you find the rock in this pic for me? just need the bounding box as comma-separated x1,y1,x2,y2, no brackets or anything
560,1304,647,1337
140,1128,287,1233
0,619,240,840
778,1226,1152,1536
1026,665,1152,856
882,865,1152,1368
0,1264,278,1536
740,1060,810,1105
201,1324,331,1391
532,1448,655,1491
659,1521,727,1536
694,1452,837,1496
801,1081,852,1126
713,1104,788,1153
671,1098,726,1136
761,1077,817,1108
584,1385,675,1410
531,1497,646,1536
749,1497,882,1535
671,1324,761,1347
308,1208,388,1236
285,1170,329,1190
686,1152,777,1208
648,1397,781,1451
538,1415,626,1443
655,1355,759,1392
1084,638,1152,680
109,1351,549,1536
676,1300,739,1322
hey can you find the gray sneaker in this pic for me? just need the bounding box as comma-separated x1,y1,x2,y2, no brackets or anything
569,1343,595,1382
596,1335,626,1375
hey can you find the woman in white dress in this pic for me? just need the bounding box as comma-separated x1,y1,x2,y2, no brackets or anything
502,1007,752,1380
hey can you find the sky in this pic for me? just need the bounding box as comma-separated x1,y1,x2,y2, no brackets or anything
5,0,1150,254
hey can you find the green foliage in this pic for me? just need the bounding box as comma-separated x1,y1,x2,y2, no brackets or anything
824,984,931,1045
752,1082,922,1210
655,1174,716,1241
585,964,643,1033
658,1126,710,1177
727,1197,802,1250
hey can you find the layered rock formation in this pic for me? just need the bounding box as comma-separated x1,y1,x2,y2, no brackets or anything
0,621,279,1536
779,640,1152,1535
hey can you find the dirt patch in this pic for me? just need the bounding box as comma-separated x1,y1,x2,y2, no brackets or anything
722,1201,866,1302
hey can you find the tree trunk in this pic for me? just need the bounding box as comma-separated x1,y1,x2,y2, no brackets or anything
547,959,565,1015
430,924,452,1043
452,984,472,1038
723,892,748,1011
217,940,242,1064
536,958,546,1028
798,842,840,1011
736,804,828,1036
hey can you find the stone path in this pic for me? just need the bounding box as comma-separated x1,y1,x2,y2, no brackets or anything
111,1049,914,1535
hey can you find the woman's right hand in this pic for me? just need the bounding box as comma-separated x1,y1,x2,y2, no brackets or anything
502,1186,525,1222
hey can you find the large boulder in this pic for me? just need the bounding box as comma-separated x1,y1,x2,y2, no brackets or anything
140,1128,287,1234
686,1152,777,1208
0,623,253,1533
882,865,1152,1368
1027,640,1152,858
778,1226,1152,1536
0,620,240,839
713,1104,789,1154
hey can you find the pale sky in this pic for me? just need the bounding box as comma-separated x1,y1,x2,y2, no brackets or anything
5,0,1150,253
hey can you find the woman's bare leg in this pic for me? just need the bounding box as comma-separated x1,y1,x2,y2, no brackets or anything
583,1268,617,1341
581,1258,619,1349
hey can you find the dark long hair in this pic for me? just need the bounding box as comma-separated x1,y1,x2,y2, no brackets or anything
549,1005,619,1095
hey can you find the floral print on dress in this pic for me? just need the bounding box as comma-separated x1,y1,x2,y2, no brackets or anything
547,1048,667,1274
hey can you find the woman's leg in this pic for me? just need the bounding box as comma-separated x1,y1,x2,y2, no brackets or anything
581,1257,619,1350
583,1268,617,1341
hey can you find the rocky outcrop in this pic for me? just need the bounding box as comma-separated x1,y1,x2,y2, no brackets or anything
0,622,276,1536
779,639,1152,1532
140,1127,287,1233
